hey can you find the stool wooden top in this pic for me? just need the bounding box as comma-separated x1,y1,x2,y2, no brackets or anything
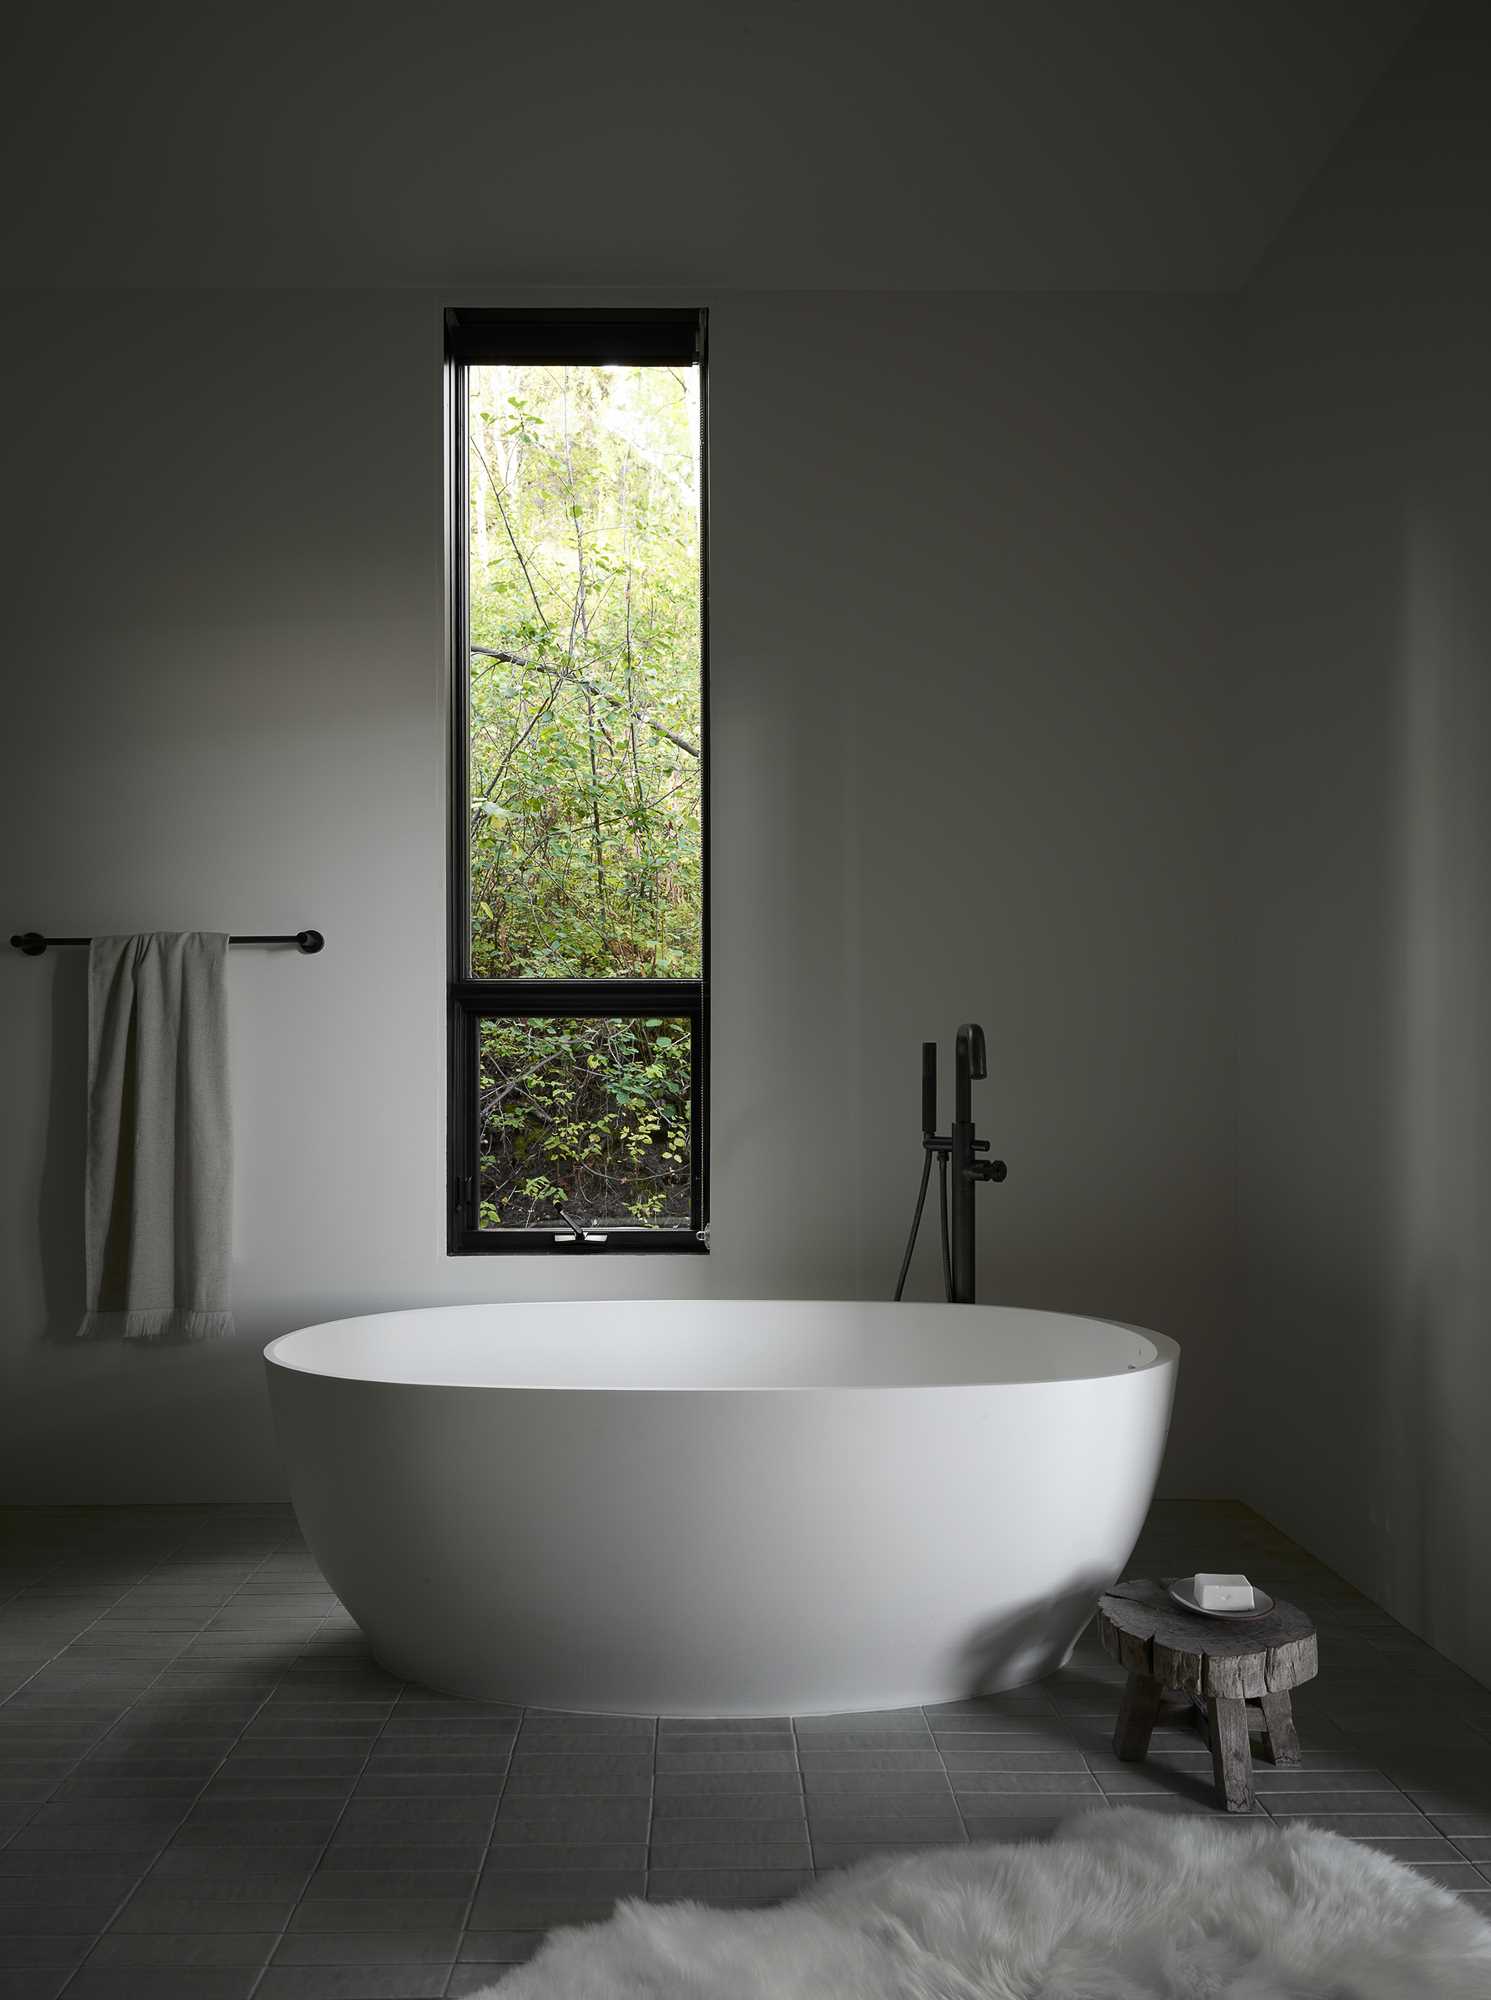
1098,1578,1317,1702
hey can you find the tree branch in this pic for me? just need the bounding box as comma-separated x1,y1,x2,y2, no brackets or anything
469,436,551,629
471,644,698,759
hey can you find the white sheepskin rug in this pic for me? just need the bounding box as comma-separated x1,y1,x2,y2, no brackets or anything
476,1807,1491,1998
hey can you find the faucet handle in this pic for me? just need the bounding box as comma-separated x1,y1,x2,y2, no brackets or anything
554,1206,607,1245
965,1158,1008,1184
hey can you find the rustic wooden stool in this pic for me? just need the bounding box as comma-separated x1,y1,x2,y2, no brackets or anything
1097,1578,1318,1812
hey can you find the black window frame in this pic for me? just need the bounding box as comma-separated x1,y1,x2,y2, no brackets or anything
445,308,710,1256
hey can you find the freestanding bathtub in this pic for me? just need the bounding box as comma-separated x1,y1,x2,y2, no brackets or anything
265,1300,1177,1715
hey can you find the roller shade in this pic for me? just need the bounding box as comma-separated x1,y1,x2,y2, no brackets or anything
445,308,704,367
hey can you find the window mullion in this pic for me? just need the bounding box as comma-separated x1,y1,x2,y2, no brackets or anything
451,981,703,1018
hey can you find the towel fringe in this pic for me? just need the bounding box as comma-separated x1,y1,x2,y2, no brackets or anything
78,1309,236,1342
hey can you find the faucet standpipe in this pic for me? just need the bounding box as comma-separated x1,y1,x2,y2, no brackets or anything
894,1027,1008,1304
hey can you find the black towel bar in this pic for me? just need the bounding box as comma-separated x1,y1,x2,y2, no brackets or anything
9,931,325,956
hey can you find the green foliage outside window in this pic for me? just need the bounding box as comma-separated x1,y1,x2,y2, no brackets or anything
478,1017,692,1231
468,362,701,979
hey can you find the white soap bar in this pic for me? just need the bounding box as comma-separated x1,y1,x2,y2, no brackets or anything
1195,1572,1254,1611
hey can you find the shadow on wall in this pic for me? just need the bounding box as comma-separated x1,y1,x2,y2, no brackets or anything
958,1569,1115,1694
37,953,87,1343
1387,504,1491,1664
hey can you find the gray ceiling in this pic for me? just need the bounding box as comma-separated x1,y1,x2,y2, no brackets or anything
2,0,1427,290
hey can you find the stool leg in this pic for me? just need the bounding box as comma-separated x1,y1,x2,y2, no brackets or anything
1113,1672,1164,1761
1258,1691,1301,1768
1206,1696,1254,1812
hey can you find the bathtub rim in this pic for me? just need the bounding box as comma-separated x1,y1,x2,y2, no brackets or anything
263,1300,1180,1395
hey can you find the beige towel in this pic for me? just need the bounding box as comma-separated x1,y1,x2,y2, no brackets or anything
80,932,234,1340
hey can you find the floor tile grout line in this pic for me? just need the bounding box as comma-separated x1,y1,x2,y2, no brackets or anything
924,1702,974,1850
789,1711,815,1882
642,1709,658,1916
0,1515,235,1851
441,1698,524,1996
0,1518,217,1839
53,1530,306,1998
234,1539,405,2000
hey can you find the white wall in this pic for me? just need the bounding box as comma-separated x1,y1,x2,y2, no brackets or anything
1236,1,1491,1683
0,289,1235,1500
0,0,1425,291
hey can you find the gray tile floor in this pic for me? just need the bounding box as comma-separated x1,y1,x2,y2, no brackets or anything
1,1500,1488,1998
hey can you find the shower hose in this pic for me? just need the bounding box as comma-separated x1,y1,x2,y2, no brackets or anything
893,1146,954,1303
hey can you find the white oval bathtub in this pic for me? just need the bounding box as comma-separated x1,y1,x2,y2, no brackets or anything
265,1300,1177,1716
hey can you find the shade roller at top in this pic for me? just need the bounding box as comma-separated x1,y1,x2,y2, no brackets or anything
445,309,705,367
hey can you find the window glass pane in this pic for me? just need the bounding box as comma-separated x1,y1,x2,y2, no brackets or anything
468,363,702,978
478,1016,693,1232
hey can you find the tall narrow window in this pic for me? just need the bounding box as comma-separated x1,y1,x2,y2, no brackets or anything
447,310,708,1253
